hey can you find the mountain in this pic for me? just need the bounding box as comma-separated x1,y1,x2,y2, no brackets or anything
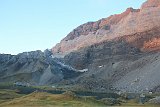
1,0,160,93
52,0,160,56
51,0,160,92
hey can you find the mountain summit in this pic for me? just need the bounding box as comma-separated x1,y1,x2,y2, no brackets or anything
52,0,160,57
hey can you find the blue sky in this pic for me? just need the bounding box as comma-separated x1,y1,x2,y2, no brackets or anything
0,0,146,55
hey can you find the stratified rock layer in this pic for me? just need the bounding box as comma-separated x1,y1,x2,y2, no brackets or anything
52,0,160,56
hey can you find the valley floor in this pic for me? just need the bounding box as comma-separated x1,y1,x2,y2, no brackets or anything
0,83,160,107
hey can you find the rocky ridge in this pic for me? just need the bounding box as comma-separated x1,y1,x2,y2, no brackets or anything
0,50,82,85
52,0,160,57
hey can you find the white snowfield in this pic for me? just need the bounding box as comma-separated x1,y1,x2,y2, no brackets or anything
56,61,88,73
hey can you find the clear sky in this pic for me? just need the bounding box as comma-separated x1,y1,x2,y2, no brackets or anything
0,0,146,55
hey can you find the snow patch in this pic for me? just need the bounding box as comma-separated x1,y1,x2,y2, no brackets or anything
78,69,88,72
98,65,104,68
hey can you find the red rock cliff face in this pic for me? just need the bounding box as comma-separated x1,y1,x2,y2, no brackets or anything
52,0,160,57
141,0,160,9
63,8,139,42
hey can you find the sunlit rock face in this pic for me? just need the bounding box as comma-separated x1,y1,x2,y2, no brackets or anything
52,0,160,57
141,0,160,9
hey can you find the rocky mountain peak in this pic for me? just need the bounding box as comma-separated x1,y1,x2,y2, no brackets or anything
52,7,141,55
61,7,138,42
141,0,160,9
52,0,160,57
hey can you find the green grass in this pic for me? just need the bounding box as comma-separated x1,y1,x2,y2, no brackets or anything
0,82,160,107
0,92,107,107
0,89,23,104
0,90,159,107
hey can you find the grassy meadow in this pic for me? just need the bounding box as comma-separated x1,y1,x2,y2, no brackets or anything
0,82,160,107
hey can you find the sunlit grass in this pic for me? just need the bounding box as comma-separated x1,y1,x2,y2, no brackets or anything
0,83,160,107
0,91,106,107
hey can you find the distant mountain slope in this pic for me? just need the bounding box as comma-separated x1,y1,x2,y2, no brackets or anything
0,50,82,85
